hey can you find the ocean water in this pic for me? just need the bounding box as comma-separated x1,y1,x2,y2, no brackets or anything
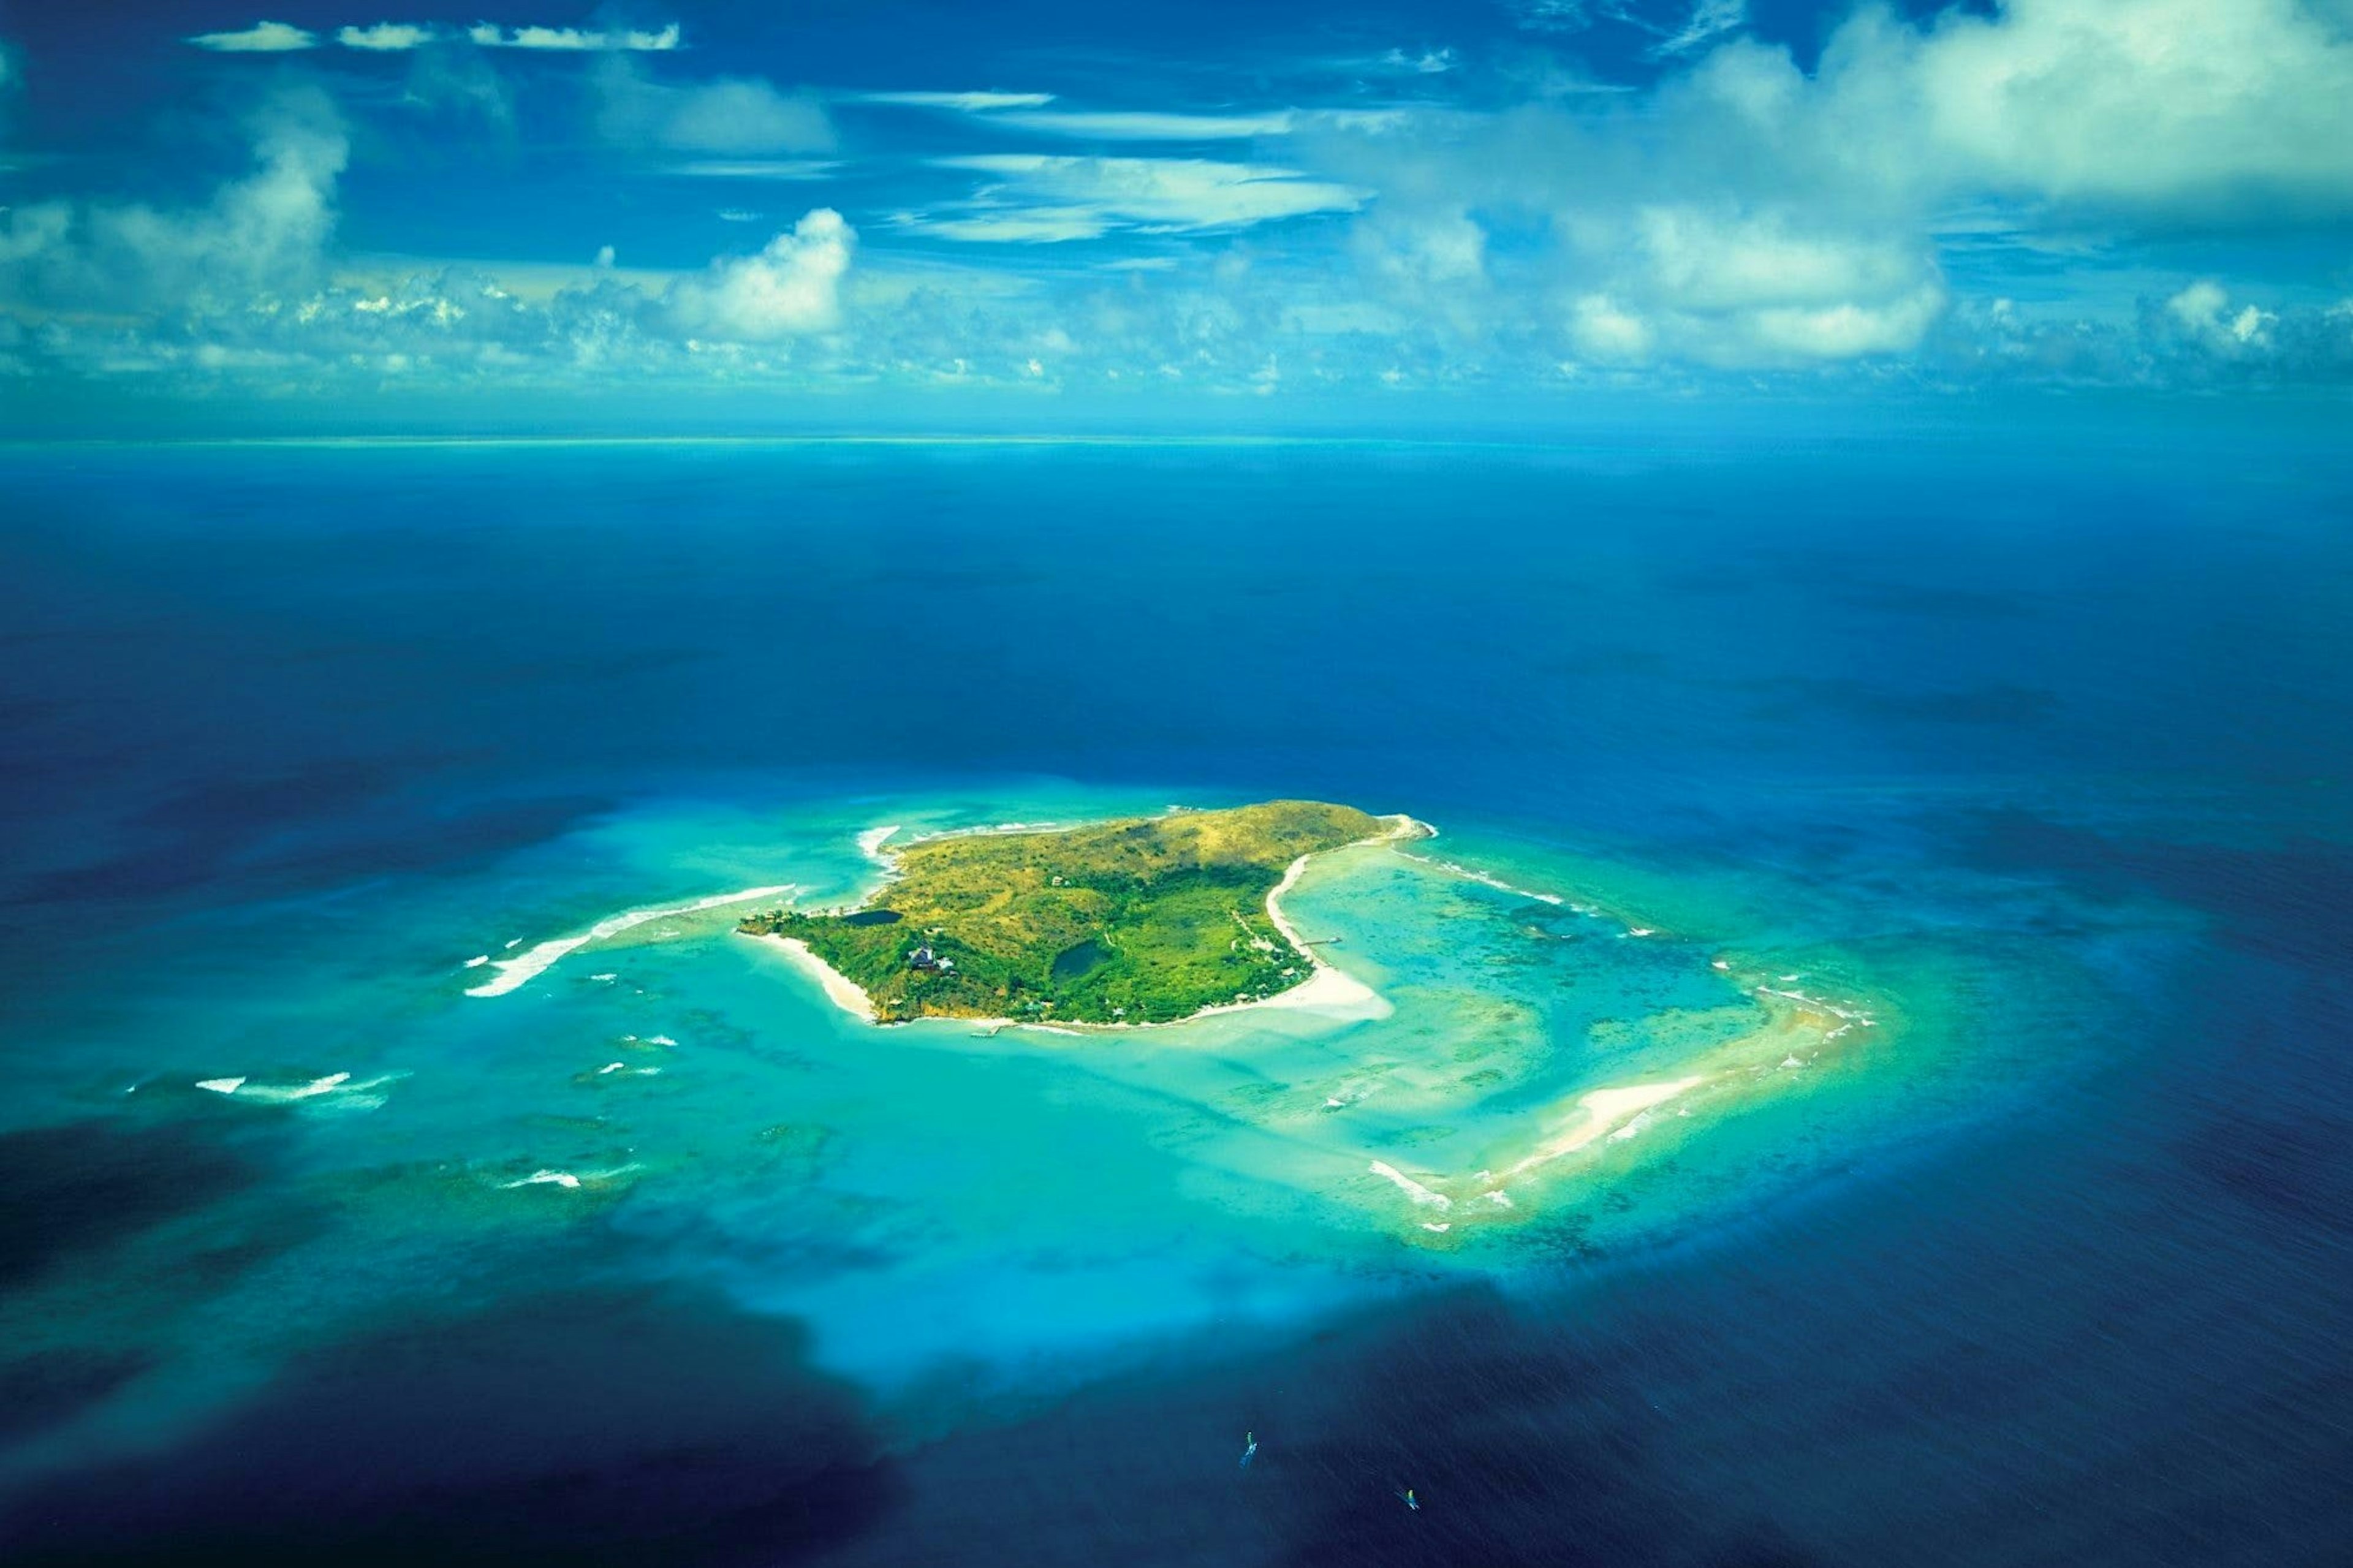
1,434,2347,1566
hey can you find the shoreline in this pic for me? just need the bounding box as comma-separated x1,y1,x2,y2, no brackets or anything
751,812,1431,1034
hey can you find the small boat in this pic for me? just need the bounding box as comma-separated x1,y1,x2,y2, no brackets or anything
1397,1487,1419,1511
1240,1431,1257,1468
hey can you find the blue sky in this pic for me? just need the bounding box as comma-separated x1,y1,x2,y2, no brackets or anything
0,0,2348,424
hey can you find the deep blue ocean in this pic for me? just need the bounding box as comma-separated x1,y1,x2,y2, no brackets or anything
1,432,2348,1566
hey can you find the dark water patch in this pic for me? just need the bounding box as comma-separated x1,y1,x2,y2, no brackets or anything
0,1286,901,1567
1052,938,1111,982
2177,1100,2353,1237
0,1121,263,1289
1748,678,2059,728
1953,811,2353,969
823,1287,1792,1568
10,788,610,909
0,1347,151,1445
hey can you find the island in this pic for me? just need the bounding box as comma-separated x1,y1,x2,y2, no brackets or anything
737,800,1418,1025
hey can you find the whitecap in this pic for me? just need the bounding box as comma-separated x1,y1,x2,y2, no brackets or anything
501,1169,581,1189
463,955,490,969
645,1034,677,1047
1421,1221,1451,1233
195,1077,246,1095
1485,1189,1514,1208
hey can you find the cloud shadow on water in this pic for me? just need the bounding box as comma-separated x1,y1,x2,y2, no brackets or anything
0,1285,903,1567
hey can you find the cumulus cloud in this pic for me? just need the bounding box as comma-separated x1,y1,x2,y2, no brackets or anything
667,208,855,339
470,23,681,51
186,20,684,53
1672,0,2353,221
337,23,435,51
186,20,319,52
1294,0,2353,371
2,87,347,308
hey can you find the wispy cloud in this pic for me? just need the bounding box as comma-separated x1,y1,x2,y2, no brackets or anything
920,154,1365,241
669,160,840,180
1650,0,1746,58
186,20,318,52
1507,1,1592,34
991,109,1298,141
852,90,1056,111
1379,48,1458,75
596,60,833,157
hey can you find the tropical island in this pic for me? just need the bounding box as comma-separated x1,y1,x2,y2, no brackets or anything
737,800,1420,1025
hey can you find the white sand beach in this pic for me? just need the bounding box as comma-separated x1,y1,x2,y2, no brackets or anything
1508,1075,1711,1176
755,933,877,1021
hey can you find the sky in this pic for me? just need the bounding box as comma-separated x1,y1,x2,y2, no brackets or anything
0,0,2349,427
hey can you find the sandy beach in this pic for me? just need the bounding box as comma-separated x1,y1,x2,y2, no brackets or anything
1507,1075,1712,1176
755,933,878,1021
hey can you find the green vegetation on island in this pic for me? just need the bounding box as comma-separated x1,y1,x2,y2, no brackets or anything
739,800,1400,1025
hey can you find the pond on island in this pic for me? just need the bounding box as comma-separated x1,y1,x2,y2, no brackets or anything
1051,937,1112,981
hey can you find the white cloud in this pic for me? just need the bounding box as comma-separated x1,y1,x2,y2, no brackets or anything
1,87,347,306
991,110,1298,140
1652,0,1749,58
469,22,682,51
186,20,319,52
1379,48,1459,75
2164,280,2277,356
854,91,1056,111
927,155,1365,240
658,78,833,155
669,160,839,180
1510,1,1593,33
1568,295,1652,360
1673,0,2353,219
667,208,854,339
336,23,435,51
909,208,1116,244
596,59,834,156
